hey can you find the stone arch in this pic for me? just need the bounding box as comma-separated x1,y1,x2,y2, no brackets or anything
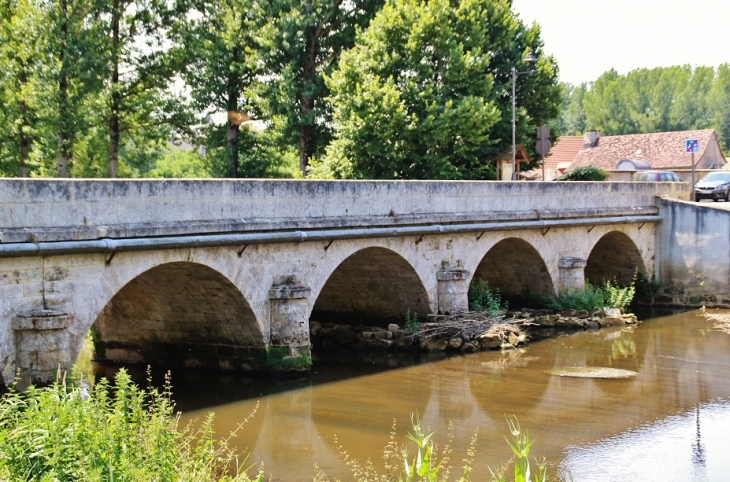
585,231,646,286
471,238,553,306
91,261,261,371
310,247,430,326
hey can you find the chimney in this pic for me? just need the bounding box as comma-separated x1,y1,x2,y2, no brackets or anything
583,130,600,149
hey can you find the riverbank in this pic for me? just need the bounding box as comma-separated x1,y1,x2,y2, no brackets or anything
311,307,640,354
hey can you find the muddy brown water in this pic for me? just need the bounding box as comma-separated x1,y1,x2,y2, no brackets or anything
93,308,730,480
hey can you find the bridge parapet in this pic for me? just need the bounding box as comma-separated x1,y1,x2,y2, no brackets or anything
0,180,686,243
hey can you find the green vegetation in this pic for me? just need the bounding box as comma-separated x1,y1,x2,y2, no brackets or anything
490,416,548,482
544,279,635,311
558,65,730,152
634,270,662,305
468,280,508,315
555,166,608,181
315,415,557,482
314,0,560,180
404,309,420,333
0,370,263,481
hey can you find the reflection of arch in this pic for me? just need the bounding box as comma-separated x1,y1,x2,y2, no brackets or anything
585,232,646,286
311,247,429,326
92,262,260,370
472,238,553,305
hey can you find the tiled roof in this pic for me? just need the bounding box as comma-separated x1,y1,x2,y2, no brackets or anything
567,129,719,171
545,136,583,171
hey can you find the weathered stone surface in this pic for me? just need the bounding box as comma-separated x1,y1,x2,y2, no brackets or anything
387,323,400,332
448,337,463,349
477,333,502,349
0,178,668,386
600,316,625,327
422,338,448,352
622,314,638,324
461,342,478,353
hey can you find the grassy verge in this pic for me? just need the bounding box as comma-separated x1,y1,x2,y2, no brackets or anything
0,369,262,482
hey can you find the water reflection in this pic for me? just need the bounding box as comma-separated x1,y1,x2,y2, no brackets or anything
89,309,730,480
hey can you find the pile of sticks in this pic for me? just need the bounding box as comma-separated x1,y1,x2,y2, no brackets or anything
406,311,533,341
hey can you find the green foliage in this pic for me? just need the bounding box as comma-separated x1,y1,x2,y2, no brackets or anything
315,414,558,482
557,82,587,136
633,270,661,305
258,0,385,174
544,279,635,311
317,0,561,180
602,279,635,310
489,416,547,482
556,166,608,181
0,370,262,481
543,282,605,312
468,280,508,315
560,64,730,152
145,148,212,178
404,309,420,333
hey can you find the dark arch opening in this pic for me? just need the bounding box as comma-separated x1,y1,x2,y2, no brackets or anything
91,262,261,371
585,232,646,286
471,238,553,308
311,247,429,327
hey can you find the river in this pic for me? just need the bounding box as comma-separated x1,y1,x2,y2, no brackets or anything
92,308,730,481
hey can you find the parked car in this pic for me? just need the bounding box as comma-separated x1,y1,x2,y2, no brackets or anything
631,170,682,182
694,171,730,201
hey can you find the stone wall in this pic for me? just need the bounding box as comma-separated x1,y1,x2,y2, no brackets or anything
656,198,730,306
0,179,684,243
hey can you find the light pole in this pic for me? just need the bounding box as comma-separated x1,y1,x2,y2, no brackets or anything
511,53,537,180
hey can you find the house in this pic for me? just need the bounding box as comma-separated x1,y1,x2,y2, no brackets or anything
565,129,727,181
541,136,584,180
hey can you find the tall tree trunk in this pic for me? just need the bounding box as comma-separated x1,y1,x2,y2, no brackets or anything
109,0,120,178
225,48,239,178
57,0,71,177
298,31,317,177
18,69,29,177
299,24,319,176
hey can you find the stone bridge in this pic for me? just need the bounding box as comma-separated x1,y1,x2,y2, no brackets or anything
0,180,686,386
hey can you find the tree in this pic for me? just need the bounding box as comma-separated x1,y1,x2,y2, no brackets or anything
0,0,50,177
101,0,193,177
580,65,728,149
557,82,587,136
314,0,561,180
173,0,265,177
259,0,385,176
710,64,730,151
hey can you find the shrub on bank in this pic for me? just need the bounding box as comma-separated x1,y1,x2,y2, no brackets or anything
0,370,262,482
544,280,635,312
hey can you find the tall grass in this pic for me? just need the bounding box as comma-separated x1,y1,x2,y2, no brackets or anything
0,369,263,482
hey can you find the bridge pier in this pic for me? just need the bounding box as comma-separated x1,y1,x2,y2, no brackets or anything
437,268,470,314
268,283,313,371
559,257,587,294
12,310,73,387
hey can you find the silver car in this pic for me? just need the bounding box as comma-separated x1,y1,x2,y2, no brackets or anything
694,171,730,201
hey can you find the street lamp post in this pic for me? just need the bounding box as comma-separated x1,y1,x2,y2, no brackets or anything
510,53,537,180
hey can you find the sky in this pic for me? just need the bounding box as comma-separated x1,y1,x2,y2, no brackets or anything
511,0,730,85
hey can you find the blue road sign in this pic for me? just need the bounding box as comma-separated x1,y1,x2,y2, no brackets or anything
686,139,699,153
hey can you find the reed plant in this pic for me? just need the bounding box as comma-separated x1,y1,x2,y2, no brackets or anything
0,369,263,482
315,415,558,482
